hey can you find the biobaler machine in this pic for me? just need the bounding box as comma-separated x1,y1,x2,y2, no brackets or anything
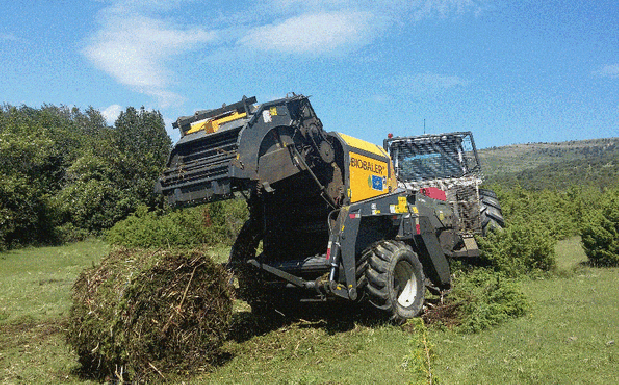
158,94,465,321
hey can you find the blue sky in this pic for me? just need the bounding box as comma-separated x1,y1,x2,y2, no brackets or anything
1,0,618,148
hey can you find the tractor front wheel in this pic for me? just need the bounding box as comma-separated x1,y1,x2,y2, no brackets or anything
363,240,425,322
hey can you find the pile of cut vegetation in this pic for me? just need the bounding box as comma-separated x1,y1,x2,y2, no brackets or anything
66,248,232,381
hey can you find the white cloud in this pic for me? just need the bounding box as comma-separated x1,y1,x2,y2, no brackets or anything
594,64,619,79
267,0,484,18
267,0,357,13
237,0,485,55
83,2,216,108
83,0,485,104
101,104,124,125
239,11,378,55
0,33,17,42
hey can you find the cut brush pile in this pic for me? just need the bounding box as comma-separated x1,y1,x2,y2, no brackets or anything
66,248,232,381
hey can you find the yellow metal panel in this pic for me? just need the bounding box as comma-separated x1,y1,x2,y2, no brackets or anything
187,119,210,135
186,112,247,135
349,151,392,202
216,111,247,126
390,196,408,214
338,133,389,158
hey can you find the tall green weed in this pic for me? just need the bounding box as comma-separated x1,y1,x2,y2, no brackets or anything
403,318,441,384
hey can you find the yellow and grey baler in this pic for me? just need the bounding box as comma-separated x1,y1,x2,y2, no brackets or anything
158,94,466,321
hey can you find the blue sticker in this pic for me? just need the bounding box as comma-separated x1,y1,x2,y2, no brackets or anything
371,175,383,191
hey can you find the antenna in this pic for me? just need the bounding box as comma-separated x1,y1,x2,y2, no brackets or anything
424,118,426,135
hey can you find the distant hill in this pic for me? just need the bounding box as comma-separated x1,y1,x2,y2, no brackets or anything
478,137,619,190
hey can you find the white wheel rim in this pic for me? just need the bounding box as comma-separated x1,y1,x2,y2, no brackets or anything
394,260,418,307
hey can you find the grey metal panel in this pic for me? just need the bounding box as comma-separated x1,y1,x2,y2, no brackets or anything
416,216,451,288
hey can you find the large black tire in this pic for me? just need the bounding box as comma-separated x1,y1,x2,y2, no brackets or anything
362,241,425,321
230,218,294,315
228,219,269,312
479,188,505,235
478,188,498,199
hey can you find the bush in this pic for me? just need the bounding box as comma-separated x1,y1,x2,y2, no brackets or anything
66,248,232,381
477,221,557,277
448,269,529,334
106,200,247,248
492,185,583,241
0,173,60,248
54,223,91,244
581,189,619,266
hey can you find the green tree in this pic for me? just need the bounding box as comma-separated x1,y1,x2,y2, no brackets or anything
53,107,171,235
0,107,70,248
53,152,132,233
0,104,171,248
113,107,171,207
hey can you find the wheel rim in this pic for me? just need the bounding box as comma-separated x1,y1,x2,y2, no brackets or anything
394,260,418,307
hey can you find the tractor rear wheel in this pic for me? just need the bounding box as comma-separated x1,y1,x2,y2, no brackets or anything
231,218,295,316
479,188,505,235
228,218,271,313
362,240,425,321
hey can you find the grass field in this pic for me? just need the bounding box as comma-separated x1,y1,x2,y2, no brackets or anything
1,238,617,384
0,240,109,384
431,237,618,384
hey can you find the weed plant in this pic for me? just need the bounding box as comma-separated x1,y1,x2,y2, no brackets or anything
403,318,441,384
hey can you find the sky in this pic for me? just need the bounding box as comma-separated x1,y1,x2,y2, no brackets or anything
1,0,618,149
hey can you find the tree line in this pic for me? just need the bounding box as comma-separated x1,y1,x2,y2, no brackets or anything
486,153,619,191
2,104,617,267
0,104,171,250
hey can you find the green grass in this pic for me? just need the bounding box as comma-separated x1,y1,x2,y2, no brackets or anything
1,237,618,384
0,239,109,384
554,235,588,271
430,237,618,384
209,317,412,384
0,239,110,324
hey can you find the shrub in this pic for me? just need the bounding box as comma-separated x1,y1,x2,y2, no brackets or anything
0,173,60,248
493,185,583,241
106,200,248,248
448,269,529,334
477,220,557,277
581,189,619,266
54,222,91,243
